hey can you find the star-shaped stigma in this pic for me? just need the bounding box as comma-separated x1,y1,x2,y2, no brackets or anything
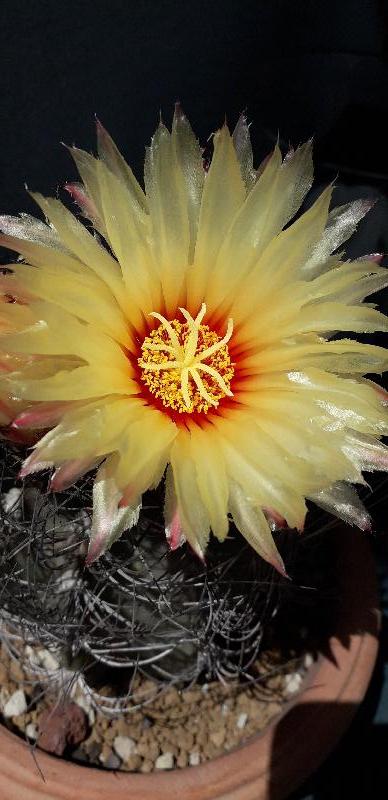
138,303,234,412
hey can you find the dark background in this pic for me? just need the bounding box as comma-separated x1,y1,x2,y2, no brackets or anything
0,0,388,230
1,2,388,797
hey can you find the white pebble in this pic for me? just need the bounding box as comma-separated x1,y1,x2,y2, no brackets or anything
155,752,174,770
285,672,303,694
73,693,95,725
189,752,200,766
24,645,39,667
25,723,38,740
113,735,136,762
36,649,60,671
237,712,248,730
3,689,27,718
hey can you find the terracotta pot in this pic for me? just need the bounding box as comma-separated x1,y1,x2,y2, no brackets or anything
0,529,380,800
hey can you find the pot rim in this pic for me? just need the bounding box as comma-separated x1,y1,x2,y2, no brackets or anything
0,528,380,800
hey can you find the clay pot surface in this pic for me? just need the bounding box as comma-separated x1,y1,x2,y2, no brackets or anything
0,529,380,800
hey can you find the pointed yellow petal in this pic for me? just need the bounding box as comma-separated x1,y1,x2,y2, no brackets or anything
190,125,245,307
68,147,107,237
96,159,161,319
96,119,147,213
229,481,286,574
169,430,211,554
115,406,177,499
232,113,256,191
303,199,373,278
225,186,332,325
172,104,205,262
12,362,136,402
30,193,128,314
1,263,130,346
32,398,145,462
144,122,190,313
237,338,388,376
212,415,309,529
190,424,229,540
1,300,131,369
213,140,313,293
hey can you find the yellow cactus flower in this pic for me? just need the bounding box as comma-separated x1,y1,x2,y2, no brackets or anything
0,106,387,571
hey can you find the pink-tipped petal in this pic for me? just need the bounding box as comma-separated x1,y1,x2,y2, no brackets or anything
165,507,185,550
19,452,53,478
263,506,287,530
12,401,80,431
64,183,101,226
118,485,137,509
86,460,140,566
355,252,384,264
50,457,100,492
363,379,388,406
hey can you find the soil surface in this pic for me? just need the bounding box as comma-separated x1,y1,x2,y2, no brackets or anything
0,641,310,772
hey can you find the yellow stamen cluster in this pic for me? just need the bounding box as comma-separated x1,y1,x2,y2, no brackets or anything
138,304,234,414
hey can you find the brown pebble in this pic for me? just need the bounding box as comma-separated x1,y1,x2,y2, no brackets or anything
125,754,143,771
209,728,226,748
136,740,160,761
182,689,202,703
38,703,88,756
104,726,116,743
140,759,154,773
176,750,188,768
180,732,194,751
9,661,25,684
162,688,180,708
12,713,27,729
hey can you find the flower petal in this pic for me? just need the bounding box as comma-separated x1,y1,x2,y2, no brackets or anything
116,407,177,503
191,124,245,307
309,481,371,530
172,103,205,263
189,423,229,541
144,122,190,313
96,119,147,213
168,431,211,557
232,112,256,191
86,456,141,565
229,481,286,575
30,192,128,314
302,199,374,278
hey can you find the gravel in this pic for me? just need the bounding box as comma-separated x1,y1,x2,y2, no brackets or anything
0,641,310,773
